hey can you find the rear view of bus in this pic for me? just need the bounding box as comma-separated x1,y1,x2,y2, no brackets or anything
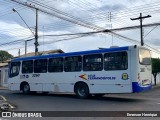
132,47,152,92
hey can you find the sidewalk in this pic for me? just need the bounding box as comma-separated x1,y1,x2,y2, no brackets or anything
0,86,8,90
152,84,160,89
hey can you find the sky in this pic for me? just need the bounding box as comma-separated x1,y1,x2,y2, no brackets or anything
0,0,160,57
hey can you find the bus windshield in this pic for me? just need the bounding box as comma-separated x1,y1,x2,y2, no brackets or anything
139,49,151,65
9,62,21,78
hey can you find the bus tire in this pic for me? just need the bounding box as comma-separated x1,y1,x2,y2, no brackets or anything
75,83,89,99
22,83,30,94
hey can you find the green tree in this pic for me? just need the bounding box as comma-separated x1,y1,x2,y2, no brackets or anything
0,50,13,62
152,58,160,85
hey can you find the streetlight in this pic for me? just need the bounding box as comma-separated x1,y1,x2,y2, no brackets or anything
12,8,35,36
12,8,39,56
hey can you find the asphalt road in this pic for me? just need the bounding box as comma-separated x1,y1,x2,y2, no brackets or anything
0,86,160,120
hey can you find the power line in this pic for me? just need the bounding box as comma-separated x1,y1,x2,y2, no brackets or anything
144,26,159,39
2,0,160,54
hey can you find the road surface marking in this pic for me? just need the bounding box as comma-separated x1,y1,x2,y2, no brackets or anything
8,104,16,109
0,95,7,101
0,95,16,109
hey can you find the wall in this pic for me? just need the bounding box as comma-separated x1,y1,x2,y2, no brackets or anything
0,66,8,87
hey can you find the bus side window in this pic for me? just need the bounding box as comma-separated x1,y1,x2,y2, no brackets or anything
83,54,103,71
104,52,128,71
64,56,82,72
48,58,63,72
34,59,47,73
22,60,33,74
9,62,21,78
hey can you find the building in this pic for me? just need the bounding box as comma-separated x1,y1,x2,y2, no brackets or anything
0,63,8,87
16,49,64,58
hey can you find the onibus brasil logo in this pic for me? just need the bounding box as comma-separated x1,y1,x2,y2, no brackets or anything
79,74,116,80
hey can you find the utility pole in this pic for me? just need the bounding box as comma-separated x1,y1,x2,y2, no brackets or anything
25,39,33,56
131,13,151,46
108,12,113,46
35,8,39,56
25,41,27,56
18,49,20,57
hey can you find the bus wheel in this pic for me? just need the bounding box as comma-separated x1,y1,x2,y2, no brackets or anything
75,83,89,99
22,83,30,94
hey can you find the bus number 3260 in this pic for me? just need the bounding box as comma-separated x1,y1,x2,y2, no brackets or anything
32,74,40,77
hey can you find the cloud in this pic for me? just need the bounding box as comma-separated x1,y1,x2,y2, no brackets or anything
94,4,125,12
0,20,33,39
1,0,160,57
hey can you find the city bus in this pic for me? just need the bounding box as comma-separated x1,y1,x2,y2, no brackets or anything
8,45,152,98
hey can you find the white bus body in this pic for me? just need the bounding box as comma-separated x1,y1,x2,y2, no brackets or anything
8,45,152,98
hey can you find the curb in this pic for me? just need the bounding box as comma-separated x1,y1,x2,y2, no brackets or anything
152,84,160,89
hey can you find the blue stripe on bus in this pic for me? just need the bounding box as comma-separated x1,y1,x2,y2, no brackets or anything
12,46,129,62
132,82,152,92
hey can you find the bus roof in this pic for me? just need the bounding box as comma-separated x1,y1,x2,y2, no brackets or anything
12,46,129,62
